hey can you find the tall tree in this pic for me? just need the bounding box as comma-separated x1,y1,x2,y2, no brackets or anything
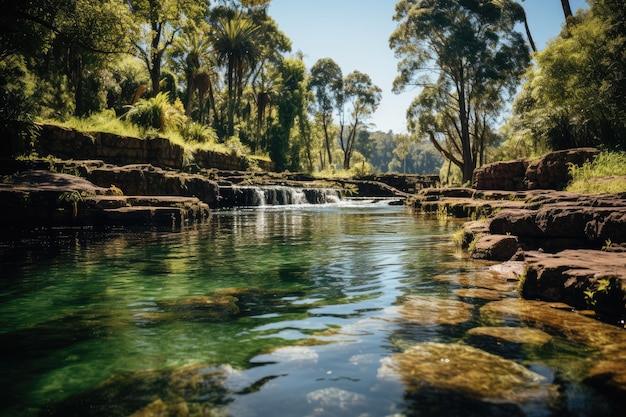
212,13,262,137
128,0,207,98
390,0,530,182
169,20,214,120
268,58,307,171
309,58,343,168
340,71,382,170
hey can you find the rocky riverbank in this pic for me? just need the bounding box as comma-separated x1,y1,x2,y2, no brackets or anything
407,148,626,328
0,157,432,231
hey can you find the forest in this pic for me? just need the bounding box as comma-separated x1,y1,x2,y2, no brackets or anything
1,0,624,182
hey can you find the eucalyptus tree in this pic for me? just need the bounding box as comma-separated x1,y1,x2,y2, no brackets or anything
390,0,530,183
212,13,262,137
309,58,343,168
339,71,382,170
127,0,208,98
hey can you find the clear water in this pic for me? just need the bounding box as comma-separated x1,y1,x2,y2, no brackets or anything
0,202,621,416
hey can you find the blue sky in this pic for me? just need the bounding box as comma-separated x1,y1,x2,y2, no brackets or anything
268,0,589,134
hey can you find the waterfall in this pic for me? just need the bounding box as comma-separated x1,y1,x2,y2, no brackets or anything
220,185,342,208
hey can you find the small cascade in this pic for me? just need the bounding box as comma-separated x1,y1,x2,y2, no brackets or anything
219,185,342,208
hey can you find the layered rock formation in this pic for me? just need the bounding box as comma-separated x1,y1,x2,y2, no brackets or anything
408,148,626,327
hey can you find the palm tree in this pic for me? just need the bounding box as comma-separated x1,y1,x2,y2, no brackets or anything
171,22,214,119
212,14,262,137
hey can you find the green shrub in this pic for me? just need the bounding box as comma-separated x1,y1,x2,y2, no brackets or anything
181,122,218,144
124,92,187,133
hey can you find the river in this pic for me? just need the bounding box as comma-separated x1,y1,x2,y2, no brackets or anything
0,202,621,416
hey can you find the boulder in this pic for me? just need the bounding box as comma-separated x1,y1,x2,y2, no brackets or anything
525,148,598,190
521,249,626,321
472,159,528,190
472,234,519,261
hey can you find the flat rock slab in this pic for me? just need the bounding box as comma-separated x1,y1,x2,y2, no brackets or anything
521,249,626,319
0,170,210,230
1,170,109,194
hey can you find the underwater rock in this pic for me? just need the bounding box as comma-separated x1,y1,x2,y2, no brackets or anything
465,326,553,346
454,288,504,301
434,270,518,293
398,295,473,326
379,342,552,404
39,364,236,417
481,298,626,395
155,295,240,322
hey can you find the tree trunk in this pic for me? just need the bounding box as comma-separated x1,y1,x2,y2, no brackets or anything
523,15,537,53
322,117,333,166
561,0,573,20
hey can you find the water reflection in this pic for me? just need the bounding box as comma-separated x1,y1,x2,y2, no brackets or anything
0,205,624,416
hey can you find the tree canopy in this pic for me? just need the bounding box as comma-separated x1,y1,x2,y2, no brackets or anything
504,0,626,153
3,0,624,177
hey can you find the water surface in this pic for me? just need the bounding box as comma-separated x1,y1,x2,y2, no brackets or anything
0,203,621,416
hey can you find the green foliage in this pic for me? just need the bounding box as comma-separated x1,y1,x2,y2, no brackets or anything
567,151,626,194
507,1,626,151
224,136,251,156
0,55,40,152
57,191,83,218
124,92,187,133
584,277,625,311
340,71,382,170
181,122,218,144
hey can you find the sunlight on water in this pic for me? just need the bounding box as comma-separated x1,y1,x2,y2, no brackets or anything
0,204,623,417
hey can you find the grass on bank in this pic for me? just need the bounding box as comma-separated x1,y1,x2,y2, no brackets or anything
38,108,271,163
567,151,626,194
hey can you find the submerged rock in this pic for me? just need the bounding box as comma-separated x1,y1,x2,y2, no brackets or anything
40,364,238,417
434,270,518,293
379,342,552,405
398,295,474,326
465,326,553,347
454,288,504,301
480,298,626,396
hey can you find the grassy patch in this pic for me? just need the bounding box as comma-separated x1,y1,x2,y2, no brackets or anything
567,151,626,194
38,111,256,158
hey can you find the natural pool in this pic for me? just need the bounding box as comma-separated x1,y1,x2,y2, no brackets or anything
0,202,623,416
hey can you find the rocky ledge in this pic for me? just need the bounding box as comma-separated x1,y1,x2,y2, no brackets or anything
407,150,626,327
0,158,433,232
